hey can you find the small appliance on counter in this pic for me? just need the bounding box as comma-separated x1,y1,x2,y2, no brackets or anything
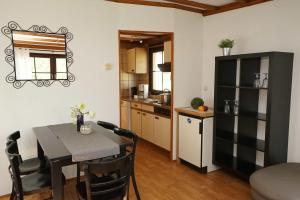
138,84,149,99
130,87,138,98
160,89,171,105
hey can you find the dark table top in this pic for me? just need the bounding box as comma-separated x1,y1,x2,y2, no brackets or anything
33,121,132,162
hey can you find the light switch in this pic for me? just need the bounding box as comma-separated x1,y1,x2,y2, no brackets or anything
105,63,113,70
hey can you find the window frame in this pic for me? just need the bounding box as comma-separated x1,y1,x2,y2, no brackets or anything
29,53,67,80
149,46,164,94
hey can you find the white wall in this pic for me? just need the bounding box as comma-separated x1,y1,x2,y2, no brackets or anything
0,0,203,195
202,0,300,162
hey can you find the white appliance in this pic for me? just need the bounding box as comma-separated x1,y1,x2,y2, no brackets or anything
178,115,217,173
138,84,149,99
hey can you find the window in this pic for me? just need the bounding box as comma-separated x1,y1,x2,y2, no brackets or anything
30,53,67,80
150,47,171,93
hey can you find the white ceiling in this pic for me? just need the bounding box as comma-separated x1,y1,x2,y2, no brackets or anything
145,0,234,6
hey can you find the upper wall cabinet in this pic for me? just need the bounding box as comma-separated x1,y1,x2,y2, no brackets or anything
1,21,74,89
164,41,172,63
126,47,147,74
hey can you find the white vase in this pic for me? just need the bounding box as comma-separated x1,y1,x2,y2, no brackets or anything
222,48,231,56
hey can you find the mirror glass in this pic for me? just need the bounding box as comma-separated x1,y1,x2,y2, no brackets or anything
13,31,67,80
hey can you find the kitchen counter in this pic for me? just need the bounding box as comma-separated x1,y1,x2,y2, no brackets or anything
175,107,214,118
121,98,171,110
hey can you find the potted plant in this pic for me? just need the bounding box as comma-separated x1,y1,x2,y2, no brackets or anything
218,39,234,56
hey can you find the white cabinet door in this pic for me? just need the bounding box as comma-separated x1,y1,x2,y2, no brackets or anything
131,109,142,137
178,115,202,167
164,41,172,63
154,116,171,151
141,112,154,143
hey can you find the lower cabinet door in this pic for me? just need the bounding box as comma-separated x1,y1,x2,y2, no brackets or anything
154,116,171,151
178,115,202,167
131,109,142,137
141,112,154,143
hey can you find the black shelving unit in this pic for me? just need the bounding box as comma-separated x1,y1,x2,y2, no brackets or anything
213,52,294,180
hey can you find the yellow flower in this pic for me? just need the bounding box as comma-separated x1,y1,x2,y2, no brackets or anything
89,112,96,119
79,103,86,111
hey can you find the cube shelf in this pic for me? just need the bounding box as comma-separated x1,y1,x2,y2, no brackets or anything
213,52,294,180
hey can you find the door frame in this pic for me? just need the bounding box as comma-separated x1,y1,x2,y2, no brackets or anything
118,30,174,160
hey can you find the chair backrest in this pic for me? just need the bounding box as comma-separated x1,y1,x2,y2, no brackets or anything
97,121,118,131
82,153,132,200
114,128,138,156
5,142,23,199
7,131,21,154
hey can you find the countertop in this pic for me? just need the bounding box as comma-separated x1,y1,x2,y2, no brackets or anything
121,98,171,110
175,107,214,118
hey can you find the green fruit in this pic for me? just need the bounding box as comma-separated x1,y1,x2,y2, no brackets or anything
191,98,204,109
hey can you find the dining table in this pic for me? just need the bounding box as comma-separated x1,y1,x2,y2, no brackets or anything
33,121,133,200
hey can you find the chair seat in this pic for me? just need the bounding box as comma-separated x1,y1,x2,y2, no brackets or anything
250,163,300,200
19,158,42,174
76,175,125,200
22,171,51,193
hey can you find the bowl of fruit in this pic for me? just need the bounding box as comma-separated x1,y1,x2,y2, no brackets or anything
191,97,208,112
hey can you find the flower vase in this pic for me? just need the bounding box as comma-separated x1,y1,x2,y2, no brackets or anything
77,114,84,132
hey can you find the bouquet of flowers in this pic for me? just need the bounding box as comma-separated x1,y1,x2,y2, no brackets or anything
71,103,96,126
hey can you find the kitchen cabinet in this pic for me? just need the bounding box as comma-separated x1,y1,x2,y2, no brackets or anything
154,116,171,151
131,109,142,137
164,41,172,63
141,112,154,143
120,100,130,129
126,48,147,74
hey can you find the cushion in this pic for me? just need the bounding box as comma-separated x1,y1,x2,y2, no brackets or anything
250,163,300,200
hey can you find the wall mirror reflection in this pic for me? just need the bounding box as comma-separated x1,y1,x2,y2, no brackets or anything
13,31,67,80
2,21,74,89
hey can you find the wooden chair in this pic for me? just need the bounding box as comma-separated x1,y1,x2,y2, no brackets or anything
5,142,54,200
7,131,44,175
97,121,119,131
76,153,133,200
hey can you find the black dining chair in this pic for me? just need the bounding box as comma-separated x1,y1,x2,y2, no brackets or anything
77,121,118,183
5,142,55,200
97,121,118,131
7,131,44,175
76,152,133,200
113,128,140,200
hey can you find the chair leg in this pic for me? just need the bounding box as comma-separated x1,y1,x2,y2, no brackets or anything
76,163,81,185
10,183,15,200
131,168,140,200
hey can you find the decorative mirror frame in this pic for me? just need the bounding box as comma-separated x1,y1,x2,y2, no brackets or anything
1,21,75,89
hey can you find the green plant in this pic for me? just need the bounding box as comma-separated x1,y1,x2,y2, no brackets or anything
218,39,234,48
191,97,204,109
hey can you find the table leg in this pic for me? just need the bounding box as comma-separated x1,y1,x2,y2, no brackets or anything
37,140,44,159
50,160,64,200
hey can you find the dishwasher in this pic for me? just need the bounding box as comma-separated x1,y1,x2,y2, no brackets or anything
178,114,217,173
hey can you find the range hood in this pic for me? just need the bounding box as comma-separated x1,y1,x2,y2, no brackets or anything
158,62,171,72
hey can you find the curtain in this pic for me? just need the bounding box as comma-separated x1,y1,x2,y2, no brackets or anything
15,48,33,80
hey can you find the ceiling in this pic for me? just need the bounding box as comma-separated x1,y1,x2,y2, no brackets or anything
106,0,272,16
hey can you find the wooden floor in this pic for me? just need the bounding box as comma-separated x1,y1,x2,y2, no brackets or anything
1,140,252,200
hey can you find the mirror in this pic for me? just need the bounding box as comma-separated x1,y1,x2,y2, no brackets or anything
2,21,75,88
13,31,67,80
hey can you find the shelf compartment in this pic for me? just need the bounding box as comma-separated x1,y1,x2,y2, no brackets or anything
216,111,267,121
240,57,261,87
216,130,265,152
214,153,262,179
216,59,237,86
217,85,268,90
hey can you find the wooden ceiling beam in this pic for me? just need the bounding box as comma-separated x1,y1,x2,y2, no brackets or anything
163,0,217,10
106,0,203,13
203,0,272,16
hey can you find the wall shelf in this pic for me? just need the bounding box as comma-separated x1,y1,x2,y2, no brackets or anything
213,52,294,180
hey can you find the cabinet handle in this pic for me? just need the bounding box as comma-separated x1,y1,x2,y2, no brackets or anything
137,112,140,114
142,113,146,116
155,117,159,120
131,69,134,72
134,105,138,107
